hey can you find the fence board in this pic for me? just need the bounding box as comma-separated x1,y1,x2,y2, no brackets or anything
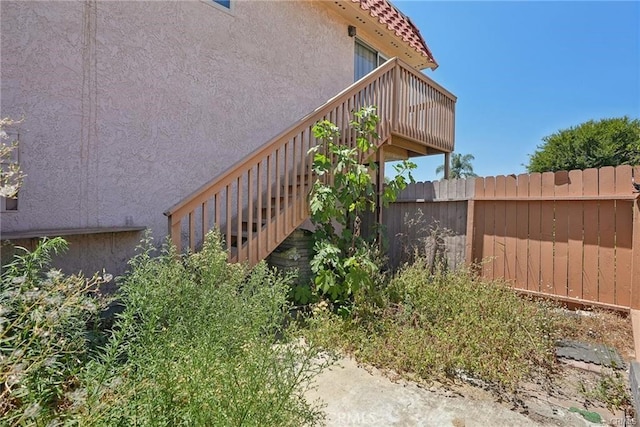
504,175,518,285
494,176,507,280
540,172,555,294
515,173,529,289
567,169,584,299
599,167,616,305
453,180,467,268
615,166,633,307
528,173,543,293
385,165,636,311
473,178,486,265
482,177,496,278
632,165,640,310
582,168,599,302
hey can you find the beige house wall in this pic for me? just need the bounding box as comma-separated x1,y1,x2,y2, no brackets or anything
0,0,355,274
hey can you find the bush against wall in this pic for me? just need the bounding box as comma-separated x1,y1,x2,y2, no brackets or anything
1,232,329,425
0,237,111,424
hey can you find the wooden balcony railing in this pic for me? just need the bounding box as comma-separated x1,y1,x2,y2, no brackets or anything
164,58,456,265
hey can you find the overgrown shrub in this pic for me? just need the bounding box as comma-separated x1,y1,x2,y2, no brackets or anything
1,232,328,426
307,260,557,390
0,237,110,424
82,231,328,426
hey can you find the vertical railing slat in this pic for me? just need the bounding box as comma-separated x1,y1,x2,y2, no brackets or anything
275,148,281,245
236,176,243,261
247,167,254,264
256,161,263,261
266,154,272,248
292,135,297,229
226,185,232,257
214,194,220,229
189,211,195,252
202,200,209,245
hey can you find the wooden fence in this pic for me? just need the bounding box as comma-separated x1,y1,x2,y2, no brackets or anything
384,178,474,271
385,165,640,311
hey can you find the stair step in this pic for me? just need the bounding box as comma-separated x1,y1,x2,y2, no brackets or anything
227,232,249,247
260,195,295,217
287,173,317,186
241,220,267,232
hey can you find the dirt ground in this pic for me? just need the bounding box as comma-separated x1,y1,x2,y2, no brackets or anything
439,362,634,426
419,309,637,426
308,309,637,426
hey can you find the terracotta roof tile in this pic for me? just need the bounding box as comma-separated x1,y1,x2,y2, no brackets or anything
352,0,437,68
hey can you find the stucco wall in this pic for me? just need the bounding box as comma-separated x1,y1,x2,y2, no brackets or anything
1,232,143,285
0,0,354,247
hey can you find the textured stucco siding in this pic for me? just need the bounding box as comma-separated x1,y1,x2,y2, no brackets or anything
1,0,353,271
1,232,143,283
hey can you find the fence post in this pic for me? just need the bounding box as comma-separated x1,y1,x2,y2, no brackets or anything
631,195,640,361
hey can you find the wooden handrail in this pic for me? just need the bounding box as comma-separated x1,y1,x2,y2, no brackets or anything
164,58,456,265
165,59,397,220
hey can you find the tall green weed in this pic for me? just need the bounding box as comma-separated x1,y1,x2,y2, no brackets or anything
308,259,557,390
1,237,110,424
1,232,328,426
83,231,327,426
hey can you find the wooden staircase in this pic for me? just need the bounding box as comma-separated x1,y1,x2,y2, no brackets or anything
164,58,456,266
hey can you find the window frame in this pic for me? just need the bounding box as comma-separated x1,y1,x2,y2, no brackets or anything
354,38,388,81
201,0,234,15
213,0,230,9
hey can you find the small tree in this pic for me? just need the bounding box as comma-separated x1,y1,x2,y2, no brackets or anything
527,117,640,173
308,106,415,305
435,152,477,179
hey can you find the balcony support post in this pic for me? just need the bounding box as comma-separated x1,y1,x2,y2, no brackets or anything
444,152,450,180
376,146,385,245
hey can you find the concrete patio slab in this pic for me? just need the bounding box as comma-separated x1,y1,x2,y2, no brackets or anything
306,356,602,427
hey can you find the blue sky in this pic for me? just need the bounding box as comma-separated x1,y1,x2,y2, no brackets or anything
394,1,640,181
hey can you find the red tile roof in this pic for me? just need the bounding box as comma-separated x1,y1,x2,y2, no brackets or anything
353,0,437,68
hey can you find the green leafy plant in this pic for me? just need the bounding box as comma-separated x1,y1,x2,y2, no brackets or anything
82,231,329,426
0,231,330,425
291,282,315,305
527,116,640,172
308,106,415,305
0,237,110,424
579,366,632,414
